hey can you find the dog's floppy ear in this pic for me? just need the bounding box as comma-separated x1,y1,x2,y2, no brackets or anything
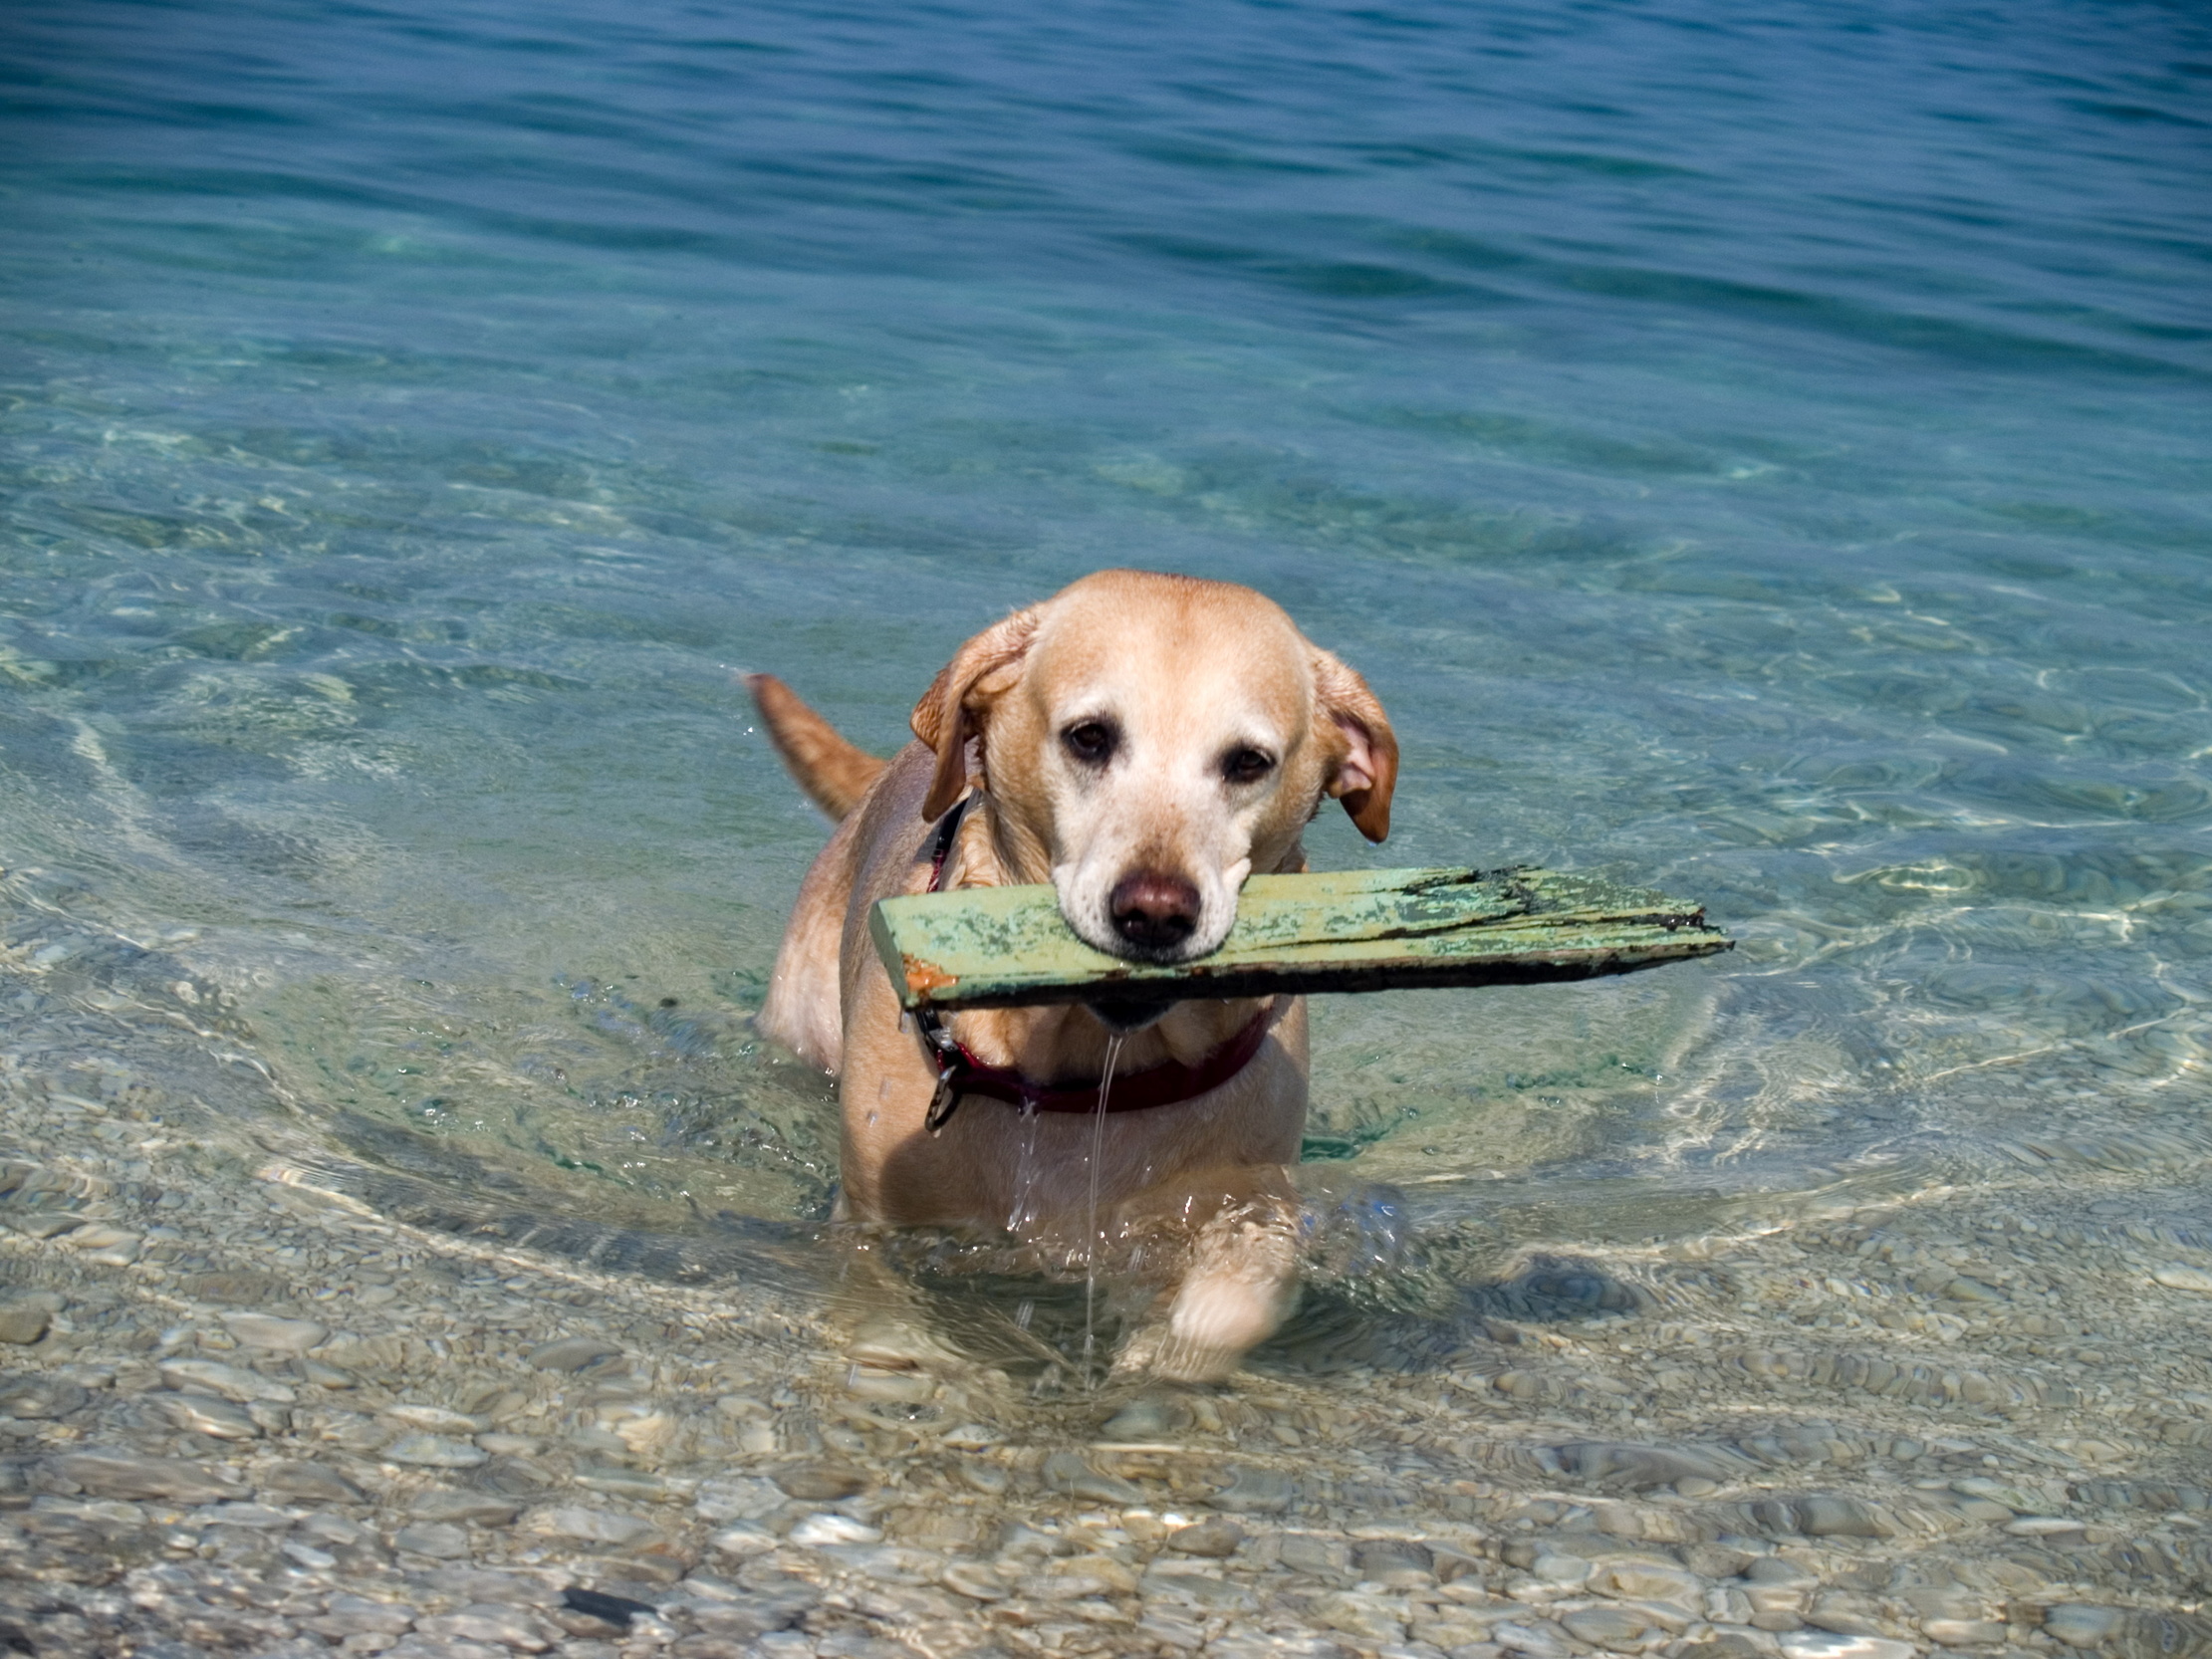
911,605,1042,821
1314,649,1398,842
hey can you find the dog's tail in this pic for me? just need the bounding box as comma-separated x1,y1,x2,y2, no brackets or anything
744,673,887,823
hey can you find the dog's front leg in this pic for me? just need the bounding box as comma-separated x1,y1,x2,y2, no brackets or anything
1114,1163,1304,1383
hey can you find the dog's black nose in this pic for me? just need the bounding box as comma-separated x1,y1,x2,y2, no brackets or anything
1109,870,1201,952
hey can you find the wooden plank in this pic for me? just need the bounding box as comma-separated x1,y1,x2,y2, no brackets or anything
870,866,1731,1012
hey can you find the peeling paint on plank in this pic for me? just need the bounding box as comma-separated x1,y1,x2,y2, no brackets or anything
869,866,1730,1012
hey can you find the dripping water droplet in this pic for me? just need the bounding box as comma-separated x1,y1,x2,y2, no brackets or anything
1083,1032,1124,1385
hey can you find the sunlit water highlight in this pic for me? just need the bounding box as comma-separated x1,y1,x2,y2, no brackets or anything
2,0,2210,1630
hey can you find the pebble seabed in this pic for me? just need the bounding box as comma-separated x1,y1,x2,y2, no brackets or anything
4,1056,2212,1659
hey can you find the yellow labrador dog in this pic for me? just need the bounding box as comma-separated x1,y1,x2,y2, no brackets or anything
749,570,1395,1378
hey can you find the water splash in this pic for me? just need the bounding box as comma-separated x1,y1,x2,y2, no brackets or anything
1082,1032,1124,1381
1007,1096,1042,1236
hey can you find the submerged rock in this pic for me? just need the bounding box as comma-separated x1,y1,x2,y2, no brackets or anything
1166,1517,1244,1557
392,1521,471,1559
1205,1464,1295,1513
261,1460,367,1505
157,1392,261,1439
0,1374,86,1418
384,1433,489,1469
221,1312,329,1351
410,1491,522,1526
158,1358,295,1403
0,1301,54,1345
527,1336,622,1372
49,1450,242,1503
1041,1449,1141,1504
770,1462,867,1501
2042,1605,2125,1648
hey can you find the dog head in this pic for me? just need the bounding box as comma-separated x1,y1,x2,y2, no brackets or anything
911,571,1396,964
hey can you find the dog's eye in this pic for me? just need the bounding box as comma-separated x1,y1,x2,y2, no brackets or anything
1223,747,1274,785
1062,721,1117,766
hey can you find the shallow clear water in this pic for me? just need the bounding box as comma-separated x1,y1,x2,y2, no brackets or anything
4,0,2211,1625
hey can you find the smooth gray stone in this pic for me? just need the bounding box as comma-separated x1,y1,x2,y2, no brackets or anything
157,1359,296,1404
524,1504,659,1545
1141,1569,1258,1614
938,1560,1008,1600
10,1214,88,1240
0,1375,87,1419
1793,1496,1891,1538
1553,1441,1734,1490
50,1450,243,1502
956,1460,1009,1496
707,1523,778,1558
573,1464,668,1501
1493,1619,1576,1659
475,1458,555,1498
1305,1590,1407,1642
260,1460,367,1505
1099,1397,1188,1439
383,1433,488,1469
1357,1540,1436,1588
159,1392,262,1439
1279,1534,1352,1578
689,1595,817,1637
1041,1450,1142,1504
2041,1606,2124,1648
1166,1517,1244,1557
410,1490,523,1526
416,1605,555,1650
526,1336,622,1372
694,1475,784,1523
192,1501,295,1530
305,1597,416,1638
222,1313,329,1352
392,1522,472,1559
1204,1464,1295,1514
1940,1276,2006,1303
1746,1557,1819,1584
305,1596,417,1638
1564,1605,1653,1649
0,1304,53,1345
770,1462,868,1501
423,1567,561,1606
381,1403,485,1435
1532,1550,1594,1587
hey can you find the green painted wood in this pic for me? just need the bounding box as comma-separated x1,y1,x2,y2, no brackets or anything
870,866,1731,1011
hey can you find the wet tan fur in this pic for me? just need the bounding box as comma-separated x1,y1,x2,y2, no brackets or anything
749,571,1395,1376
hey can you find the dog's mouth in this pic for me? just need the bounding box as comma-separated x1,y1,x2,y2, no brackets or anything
1086,997,1174,1033
1056,872,1237,967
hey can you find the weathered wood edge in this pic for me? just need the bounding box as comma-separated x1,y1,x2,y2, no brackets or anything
868,865,1733,1013
888,934,1732,1011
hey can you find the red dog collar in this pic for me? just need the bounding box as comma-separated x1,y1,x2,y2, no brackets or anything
911,798,1273,1132
920,1003,1273,1130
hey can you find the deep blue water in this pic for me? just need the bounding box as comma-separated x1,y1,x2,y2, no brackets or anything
2,0,2208,1251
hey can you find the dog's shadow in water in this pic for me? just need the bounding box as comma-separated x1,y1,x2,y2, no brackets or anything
1254,1252,1653,1380
871,1237,1652,1399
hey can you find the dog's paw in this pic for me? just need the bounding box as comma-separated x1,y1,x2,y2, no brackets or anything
1125,1221,1301,1382
1168,1269,1296,1358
